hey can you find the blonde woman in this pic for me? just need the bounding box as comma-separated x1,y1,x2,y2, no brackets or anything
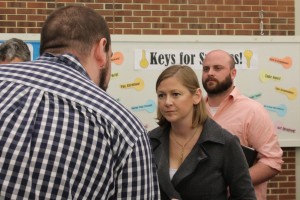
149,65,256,200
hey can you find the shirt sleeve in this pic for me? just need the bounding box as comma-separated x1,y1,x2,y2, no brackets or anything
116,130,160,199
246,104,283,171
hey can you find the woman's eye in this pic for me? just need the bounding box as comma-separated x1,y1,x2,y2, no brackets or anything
157,94,164,98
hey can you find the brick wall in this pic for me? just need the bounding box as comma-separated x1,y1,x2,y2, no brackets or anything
0,1,296,199
0,0,295,35
268,147,296,200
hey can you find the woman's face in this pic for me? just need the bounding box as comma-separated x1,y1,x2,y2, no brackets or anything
156,76,200,125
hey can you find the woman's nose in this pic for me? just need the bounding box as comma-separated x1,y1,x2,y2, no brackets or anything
165,95,173,105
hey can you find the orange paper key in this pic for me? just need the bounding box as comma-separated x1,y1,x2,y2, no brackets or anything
269,56,292,69
111,52,124,65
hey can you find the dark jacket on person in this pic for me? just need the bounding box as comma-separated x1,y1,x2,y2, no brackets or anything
149,117,256,200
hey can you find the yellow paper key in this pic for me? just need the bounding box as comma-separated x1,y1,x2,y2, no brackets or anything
259,70,282,83
132,78,145,91
244,50,253,68
140,50,149,68
120,78,145,91
275,86,297,100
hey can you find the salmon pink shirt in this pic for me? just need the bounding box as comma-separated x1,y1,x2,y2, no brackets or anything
205,87,283,200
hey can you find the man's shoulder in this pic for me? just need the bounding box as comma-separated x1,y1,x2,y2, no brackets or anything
0,58,144,136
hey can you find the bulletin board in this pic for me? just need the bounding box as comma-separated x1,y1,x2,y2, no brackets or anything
1,34,299,147
107,35,300,147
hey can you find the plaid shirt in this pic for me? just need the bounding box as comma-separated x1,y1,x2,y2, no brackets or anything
0,53,160,199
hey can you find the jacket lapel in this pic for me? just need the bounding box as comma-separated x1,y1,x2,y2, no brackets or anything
172,140,208,187
150,127,182,199
172,118,221,187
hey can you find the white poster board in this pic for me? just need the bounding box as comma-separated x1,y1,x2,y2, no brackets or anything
108,35,300,147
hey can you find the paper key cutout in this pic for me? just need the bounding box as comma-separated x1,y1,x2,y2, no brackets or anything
139,49,149,68
248,92,262,100
264,104,287,117
244,50,253,68
276,124,296,133
269,56,292,69
111,72,119,79
120,78,145,91
259,70,282,83
111,52,124,65
275,86,297,100
131,99,156,113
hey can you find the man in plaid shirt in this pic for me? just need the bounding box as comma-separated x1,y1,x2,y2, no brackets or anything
0,5,160,199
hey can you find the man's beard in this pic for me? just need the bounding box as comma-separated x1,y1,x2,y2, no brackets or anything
202,74,233,96
99,67,108,91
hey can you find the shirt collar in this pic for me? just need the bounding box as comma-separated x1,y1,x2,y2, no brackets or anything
229,86,240,101
38,53,91,81
204,86,240,103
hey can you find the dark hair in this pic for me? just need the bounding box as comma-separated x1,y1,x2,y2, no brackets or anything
155,65,208,128
0,38,31,62
40,5,111,57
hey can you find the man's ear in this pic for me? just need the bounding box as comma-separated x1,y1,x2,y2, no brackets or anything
193,88,202,104
231,68,237,79
94,38,107,69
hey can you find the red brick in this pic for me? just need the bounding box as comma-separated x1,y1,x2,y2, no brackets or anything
170,0,187,4
162,29,179,34
142,29,160,34
124,4,142,10
180,30,198,35
189,0,205,3
0,21,16,27
279,182,296,188
152,11,169,17
124,17,142,22
180,5,198,11
162,17,180,23
0,8,16,14
133,23,151,29
234,30,253,35
226,24,243,29
171,23,188,29
152,0,170,4
27,2,47,9
153,23,169,29
143,17,160,23
217,29,235,35
198,29,216,35
134,11,151,16
162,5,179,10
7,28,26,33
114,0,132,3
27,27,41,33
217,18,234,23
124,29,141,34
